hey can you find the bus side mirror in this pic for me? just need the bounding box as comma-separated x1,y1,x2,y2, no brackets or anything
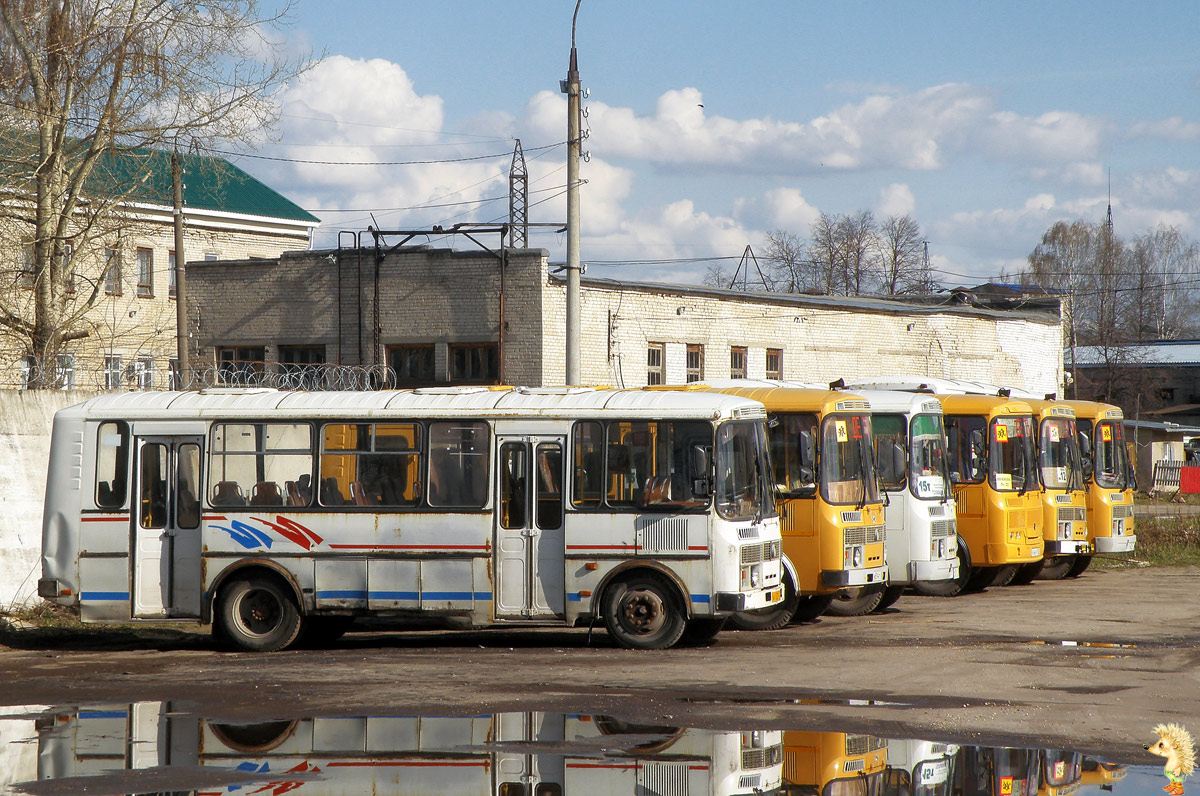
691,445,712,496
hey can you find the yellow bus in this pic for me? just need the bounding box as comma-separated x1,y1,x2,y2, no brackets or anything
851,380,1043,595
1038,750,1083,796
782,730,888,796
651,383,887,626
1008,399,1088,584
1062,400,1136,576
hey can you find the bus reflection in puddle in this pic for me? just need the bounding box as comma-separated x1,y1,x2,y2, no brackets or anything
2,705,1136,796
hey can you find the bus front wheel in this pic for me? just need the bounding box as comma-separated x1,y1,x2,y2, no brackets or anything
217,575,303,652
913,542,970,597
1036,555,1076,580
825,584,885,617
602,574,687,650
874,585,905,612
1066,555,1093,578
1009,561,1043,585
727,570,799,631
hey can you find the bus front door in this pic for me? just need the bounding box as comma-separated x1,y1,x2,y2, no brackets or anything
495,436,566,619
132,436,203,618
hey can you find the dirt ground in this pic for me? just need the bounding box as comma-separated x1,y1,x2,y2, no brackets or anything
2,565,1198,763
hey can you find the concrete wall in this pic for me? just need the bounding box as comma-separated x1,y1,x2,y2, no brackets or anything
0,389,97,608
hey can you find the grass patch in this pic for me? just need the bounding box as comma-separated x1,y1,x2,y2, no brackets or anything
1092,509,1200,569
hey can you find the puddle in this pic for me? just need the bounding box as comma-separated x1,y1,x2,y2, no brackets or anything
0,703,1164,796
1023,641,1139,649
685,696,911,707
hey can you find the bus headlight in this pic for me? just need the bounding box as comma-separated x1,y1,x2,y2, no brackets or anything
852,546,863,568
1058,523,1072,540
741,564,762,590
931,539,946,558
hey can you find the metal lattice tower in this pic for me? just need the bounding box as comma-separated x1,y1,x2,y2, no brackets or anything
509,139,528,249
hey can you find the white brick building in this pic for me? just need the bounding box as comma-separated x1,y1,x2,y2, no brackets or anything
187,245,1066,395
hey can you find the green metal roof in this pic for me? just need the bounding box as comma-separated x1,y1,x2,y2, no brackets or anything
90,147,319,224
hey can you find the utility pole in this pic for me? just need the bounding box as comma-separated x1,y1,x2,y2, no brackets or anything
563,0,583,385
172,151,189,388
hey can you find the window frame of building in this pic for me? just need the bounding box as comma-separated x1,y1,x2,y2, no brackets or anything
104,354,123,389
168,250,176,298
133,356,154,389
55,354,76,390
766,348,783,380
136,247,153,297
646,342,665,385
204,251,220,262
278,345,326,389
103,247,121,296
686,344,703,383
216,346,266,386
448,342,498,385
730,346,747,379
387,344,436,387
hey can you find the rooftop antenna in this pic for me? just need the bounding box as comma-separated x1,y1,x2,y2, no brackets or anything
728,244,770,291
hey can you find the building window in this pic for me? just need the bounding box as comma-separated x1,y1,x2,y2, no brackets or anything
388,344,436,387
136,248,153,297
169,358,181,389
204,252,220,262
647,342,665,385
730,346,747,379
686,344,703,383
216,346,265,386
133,356,154,389
104,248,121,295
18,356,34,389
104,355,123,389
278,345,325,389
766,348,783,380
448,343,498,384
55,354,75,390
168,250,176,298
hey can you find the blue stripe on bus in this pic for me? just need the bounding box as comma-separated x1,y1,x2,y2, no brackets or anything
567,593,583,602
317,591,494,601
690,594,711,604
80,592,129,601
78,711,128,719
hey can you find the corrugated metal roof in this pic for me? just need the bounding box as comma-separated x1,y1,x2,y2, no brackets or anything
1075,342,1200,367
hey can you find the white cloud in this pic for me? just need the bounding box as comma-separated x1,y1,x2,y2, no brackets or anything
876,183,916,218
1127,117,1200,141
734,187,821,232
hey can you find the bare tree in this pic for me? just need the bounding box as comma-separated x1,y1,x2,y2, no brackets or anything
806,213,842,295
762,229,805,292
836,210,878,296
0,0,310,384
878,214,926,295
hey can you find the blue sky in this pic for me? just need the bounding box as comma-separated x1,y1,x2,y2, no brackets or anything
236,0,1200,287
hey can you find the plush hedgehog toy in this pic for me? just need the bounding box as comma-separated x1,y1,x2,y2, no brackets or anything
1147,723,1196,796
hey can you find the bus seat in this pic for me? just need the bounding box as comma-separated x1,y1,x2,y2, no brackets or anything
212,481,246,507
350,480,371,506
320,477,346,506
296,474,313,505
285,481,303,506
250,481,283,506
378,477,400,506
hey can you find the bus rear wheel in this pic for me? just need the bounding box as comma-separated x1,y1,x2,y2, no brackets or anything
825,584,884,617
1036,555,1075,580
602,574,686,650
217,574,303,652
990,565,1018,587
727,570,799,631
790,594,835,623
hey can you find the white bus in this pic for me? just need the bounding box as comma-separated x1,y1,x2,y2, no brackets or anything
32,703,786,796
39,387,783,651
847,389,959,611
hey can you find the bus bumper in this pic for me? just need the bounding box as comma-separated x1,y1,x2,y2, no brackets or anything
717,585,783,613
907,557,959,583
1095,534,1136,553
820,564,887,589
1045,540,1090,555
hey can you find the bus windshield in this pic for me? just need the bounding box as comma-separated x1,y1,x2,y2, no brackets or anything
1039,417,1081,490
911,757,955,796
826,772,885,796
821,414,880,506
716,420,777,521
989,416,1038,493
1043,751,1082,788
1092,419,1132,490
909,414,949,499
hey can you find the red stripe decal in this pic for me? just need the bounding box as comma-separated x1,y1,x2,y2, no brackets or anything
566,545,637,550
566,763,642,770
327,761,490,768
81,516,127,522
327,544,489,550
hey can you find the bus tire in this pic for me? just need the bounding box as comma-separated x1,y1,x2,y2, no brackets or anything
602,573,687,650
1066,555,1093,578
913,542,970,597
678,617,726,646
990,565,1018,587
874,585,905,612
1009,561,1043,585
790,594,835,623
1035,555,1075,580
961,565,996,594
217,574,303,652
727,570,799,631
825,584,884,617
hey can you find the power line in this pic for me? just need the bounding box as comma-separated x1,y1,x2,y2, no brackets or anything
212,140,565,166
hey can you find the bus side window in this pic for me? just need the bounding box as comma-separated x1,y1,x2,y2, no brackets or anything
572,421,603,509
95,421,130,509
428,421,489,508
